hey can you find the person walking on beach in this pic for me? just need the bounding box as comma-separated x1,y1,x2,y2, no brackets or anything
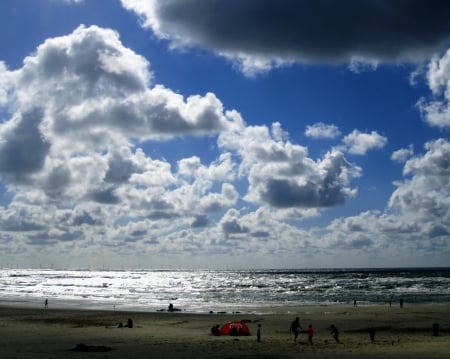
369,327,375,342
44,298,48,310
307,324,314,345
330,324,341,343
290,317,303,342
257,324,261,342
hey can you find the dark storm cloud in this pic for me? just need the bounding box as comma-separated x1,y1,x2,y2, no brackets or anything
1,220,45,232
88,187,120,204
0,109,50,180
104,152,136,183
191,215,209,228
261,178,346,208
221,218,249,234
27,229,82,244
132,0,450,65
72,211,100,226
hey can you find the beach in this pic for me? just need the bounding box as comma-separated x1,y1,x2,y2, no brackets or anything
0,304,449,358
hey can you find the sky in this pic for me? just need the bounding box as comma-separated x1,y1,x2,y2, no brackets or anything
0,0,450,269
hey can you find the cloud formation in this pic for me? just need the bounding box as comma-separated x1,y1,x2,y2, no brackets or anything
121,0,450,75
305,122,341,139
342,130,388,155
0,24,368,266
0,18,449,268
219,123,361,209
417,49,450,129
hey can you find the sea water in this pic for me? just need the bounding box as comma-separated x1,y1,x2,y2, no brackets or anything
0,268,449,313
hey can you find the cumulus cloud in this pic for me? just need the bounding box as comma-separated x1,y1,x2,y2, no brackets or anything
3,19,445,268
391,145,414,163
341,130,387,155
391,139,450,218
0,25,246,253
327,139,450,257
305,122,341,139
0,25,242,182
121,0,450,75
417,49,450,129
219,123,361,209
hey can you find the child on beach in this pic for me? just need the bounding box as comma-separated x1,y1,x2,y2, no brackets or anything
308,324,314,344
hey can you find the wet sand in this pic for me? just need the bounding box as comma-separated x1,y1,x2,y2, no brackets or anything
0,304,448,358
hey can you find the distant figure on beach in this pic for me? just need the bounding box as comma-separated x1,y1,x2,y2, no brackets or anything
229,326,238,336
330,324,341,343
168,303,174,312
124,318,133,328
211,325,220,336
308,324,314,344
44,298,48,310
290,317,303,342
389,296,392,307
400,297,404,308
118,318,134,328
257,324,261,342
354,299,357,307
369,327,375,342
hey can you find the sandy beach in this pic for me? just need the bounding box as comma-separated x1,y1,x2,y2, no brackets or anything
0,304,448,358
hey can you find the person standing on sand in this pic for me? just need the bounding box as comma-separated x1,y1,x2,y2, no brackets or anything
290,317,303,342
44,298,48,310
307,324,314,344
330,324,341,343
369,327,375,342
257,324,261,342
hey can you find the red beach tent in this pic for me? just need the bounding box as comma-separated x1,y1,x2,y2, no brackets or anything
219,321,250,336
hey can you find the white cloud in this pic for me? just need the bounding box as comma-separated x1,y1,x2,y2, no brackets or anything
219,123,361,210
417,49,450,129
391,145,414,163
305,122,341,139
0,25,247,257
326,138,450,261
341,130,387,155
1,20,448,268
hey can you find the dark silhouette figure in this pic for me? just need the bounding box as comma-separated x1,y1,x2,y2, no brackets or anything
369,327,375,342
330,324,341,343
125,318,133,328
400,297,404,308
211,325,220,336
44,299,48,310
257,324,261,342
229,326,238,336
290,317,303,342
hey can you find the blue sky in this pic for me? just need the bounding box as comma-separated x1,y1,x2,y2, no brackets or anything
0,0,450,269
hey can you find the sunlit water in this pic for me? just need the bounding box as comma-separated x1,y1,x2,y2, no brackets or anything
1,268,449,313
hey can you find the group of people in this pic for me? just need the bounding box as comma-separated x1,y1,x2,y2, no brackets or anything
117,318,133,328
290,317,341,344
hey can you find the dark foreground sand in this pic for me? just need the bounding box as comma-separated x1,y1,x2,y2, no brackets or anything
0,304,449,358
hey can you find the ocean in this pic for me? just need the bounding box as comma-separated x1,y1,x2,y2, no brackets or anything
1,268,449,313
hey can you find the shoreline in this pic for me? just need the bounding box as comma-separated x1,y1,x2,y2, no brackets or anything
2,294,449,315
0,304,449,358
